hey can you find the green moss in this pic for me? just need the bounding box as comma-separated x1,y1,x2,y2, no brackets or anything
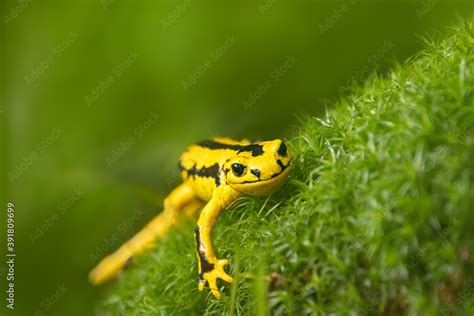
97,21,474,315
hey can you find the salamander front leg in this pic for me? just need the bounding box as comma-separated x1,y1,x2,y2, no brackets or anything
194,197,234,299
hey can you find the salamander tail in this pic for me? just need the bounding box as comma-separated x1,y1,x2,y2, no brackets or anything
89,199,202,285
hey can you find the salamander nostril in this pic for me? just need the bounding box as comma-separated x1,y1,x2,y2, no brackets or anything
250,169,261,178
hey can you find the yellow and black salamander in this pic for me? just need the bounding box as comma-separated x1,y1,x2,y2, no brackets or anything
89,137,292,299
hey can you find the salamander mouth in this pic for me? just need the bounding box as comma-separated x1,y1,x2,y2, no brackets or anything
238,160,291,184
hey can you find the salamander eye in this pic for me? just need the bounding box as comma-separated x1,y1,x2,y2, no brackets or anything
231,163,246,177
278,142,287,157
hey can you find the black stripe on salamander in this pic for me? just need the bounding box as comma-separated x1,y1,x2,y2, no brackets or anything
198,140,264,157
181,162,221,187
271,159,289,178
195,227,214,280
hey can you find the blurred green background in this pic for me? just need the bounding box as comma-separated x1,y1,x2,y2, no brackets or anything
1,1,473,315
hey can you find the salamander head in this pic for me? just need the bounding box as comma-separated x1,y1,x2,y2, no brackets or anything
223,139,292,196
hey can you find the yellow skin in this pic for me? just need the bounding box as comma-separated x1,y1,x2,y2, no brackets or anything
89,138,292,299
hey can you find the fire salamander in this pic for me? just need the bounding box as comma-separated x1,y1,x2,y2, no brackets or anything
89,137,292,299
